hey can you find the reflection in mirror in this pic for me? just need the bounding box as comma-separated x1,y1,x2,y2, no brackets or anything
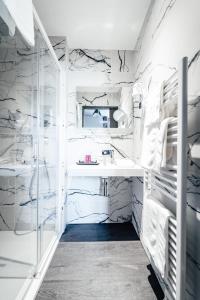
82,106,118,128
76,86,133,129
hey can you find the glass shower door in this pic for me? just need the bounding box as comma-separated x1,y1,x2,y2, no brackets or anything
0,16,60,299
37,28,60,261
0,23,39,299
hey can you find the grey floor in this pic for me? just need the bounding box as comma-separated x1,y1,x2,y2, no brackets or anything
36,240,163,300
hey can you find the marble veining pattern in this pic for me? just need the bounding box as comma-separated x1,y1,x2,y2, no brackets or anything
49,36,66,64
69,49,111,72
0,29,64,242
131,0,200,298
66,177,133,224
66,45,135,224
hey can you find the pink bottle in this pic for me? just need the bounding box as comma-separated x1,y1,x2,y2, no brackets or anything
85,155,91,163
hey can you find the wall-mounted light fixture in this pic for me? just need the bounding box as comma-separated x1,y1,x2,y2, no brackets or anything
113,108,127,122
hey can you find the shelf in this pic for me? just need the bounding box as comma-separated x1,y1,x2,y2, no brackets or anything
0,164,34,177
0,163,54,177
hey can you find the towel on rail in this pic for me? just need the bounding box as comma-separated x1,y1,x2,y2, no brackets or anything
154,117,176,171
141,102,161,170
141,78,178,170
160,85,178,120
142,194,173,278
141,117,175,171
141,126,159,169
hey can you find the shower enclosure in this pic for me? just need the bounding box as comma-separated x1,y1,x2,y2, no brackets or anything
0,13,62,300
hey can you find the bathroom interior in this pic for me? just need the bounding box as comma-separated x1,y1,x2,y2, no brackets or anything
0,0,200,299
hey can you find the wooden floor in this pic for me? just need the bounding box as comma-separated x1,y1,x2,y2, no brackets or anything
36,225,164,300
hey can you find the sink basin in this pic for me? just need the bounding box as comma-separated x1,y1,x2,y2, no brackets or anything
67,158,144,177
111,159,135,167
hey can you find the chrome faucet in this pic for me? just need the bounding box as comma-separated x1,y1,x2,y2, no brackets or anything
110,150,115,164
102,149,115,165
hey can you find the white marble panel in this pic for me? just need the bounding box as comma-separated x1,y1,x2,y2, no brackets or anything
111,50,136,73
66,46,136,224
131,0,200,298
66,176,132,224
69,49,111,72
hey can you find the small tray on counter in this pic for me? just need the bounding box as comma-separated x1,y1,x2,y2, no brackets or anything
76,161,99,165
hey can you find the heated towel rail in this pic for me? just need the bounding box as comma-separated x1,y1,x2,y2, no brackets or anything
144,57,188,300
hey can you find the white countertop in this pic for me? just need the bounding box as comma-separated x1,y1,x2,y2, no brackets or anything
67,159,144,177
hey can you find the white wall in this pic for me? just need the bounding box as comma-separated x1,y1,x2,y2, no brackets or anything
131,0,200,298
66,48,136,224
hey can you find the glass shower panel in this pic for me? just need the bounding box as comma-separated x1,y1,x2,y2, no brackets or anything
0,17,60,299
0,24,38,297
13,28,39,275
37,29,59,260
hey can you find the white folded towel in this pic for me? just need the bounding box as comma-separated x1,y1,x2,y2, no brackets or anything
154,117,176,171
160,92,178,120
141,81,162,170
142,194,173,278
141,125,159,169
141,78,178,171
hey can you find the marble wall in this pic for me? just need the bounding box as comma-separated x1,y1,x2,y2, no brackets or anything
67,49,136,129
69,49,135,73
0,30,37,232
66,176,133,224
49,36,66,64
131,0,200,298
66,48,136,223
0,26,61,236
0,14,66,297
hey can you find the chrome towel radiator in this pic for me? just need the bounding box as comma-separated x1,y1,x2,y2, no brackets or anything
144,57,188,300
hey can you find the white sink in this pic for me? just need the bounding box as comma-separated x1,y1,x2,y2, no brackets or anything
67,159,144,177
112,159,135,167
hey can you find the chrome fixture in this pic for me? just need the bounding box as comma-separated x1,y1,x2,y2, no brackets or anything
102,149,115,165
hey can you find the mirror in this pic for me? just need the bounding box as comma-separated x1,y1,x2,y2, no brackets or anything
82,106,118,128
76,86,133,129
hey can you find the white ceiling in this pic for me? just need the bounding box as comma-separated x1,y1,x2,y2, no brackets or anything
33,0,151,50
